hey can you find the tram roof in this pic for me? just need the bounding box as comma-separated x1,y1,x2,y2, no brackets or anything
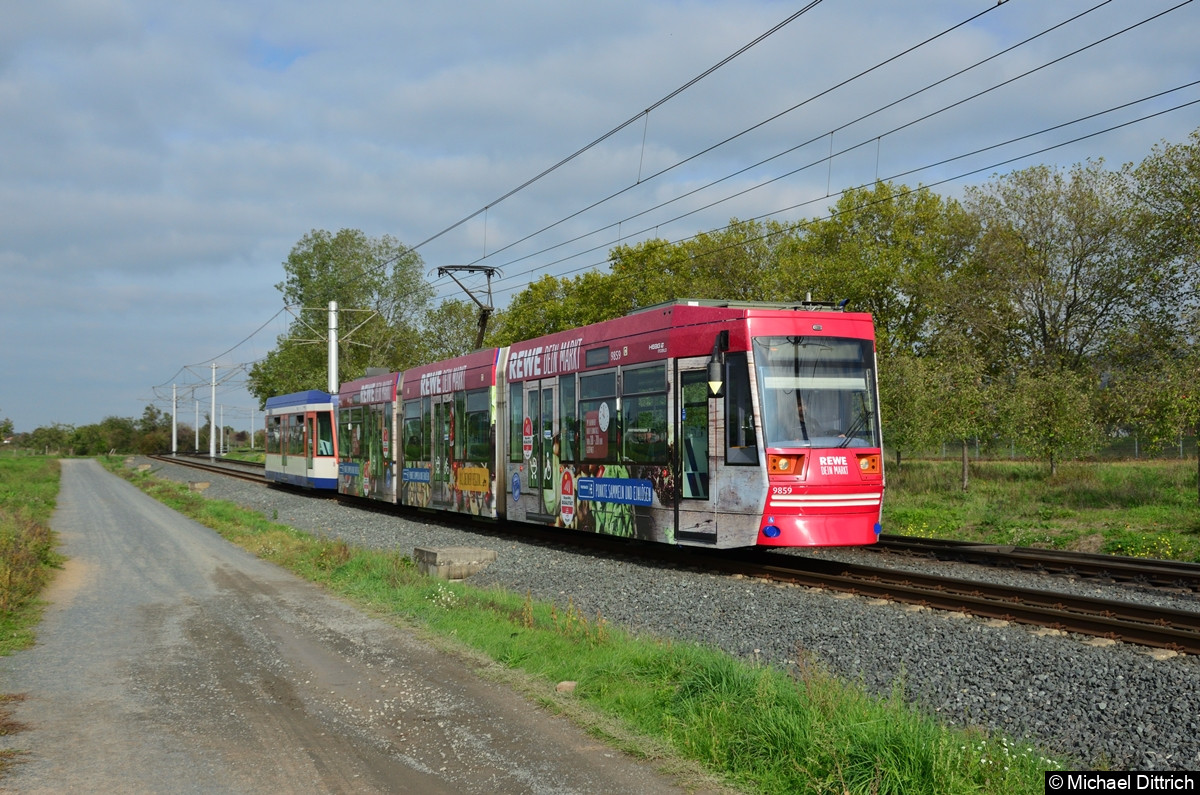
265,389,335,409
631,298,848,314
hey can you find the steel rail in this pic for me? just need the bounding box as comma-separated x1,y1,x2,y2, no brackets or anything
148,454,265,485
872,535,1200,592
712,551,1200,655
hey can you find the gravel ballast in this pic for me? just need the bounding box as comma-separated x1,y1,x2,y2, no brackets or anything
145,458,1200,771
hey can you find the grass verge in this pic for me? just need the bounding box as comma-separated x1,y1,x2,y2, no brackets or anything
106,456,1064,794
0,457,63,777
0,457,63,655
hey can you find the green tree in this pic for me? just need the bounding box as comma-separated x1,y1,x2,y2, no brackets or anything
956,161,1167,474
964,161,1143,372
0,413,12,439
605,237,693,310
248,229,433,403
1009,367,1101,477
138,404,169,435
1121,130,1200,500
927,352,992,491
1128,128,1200,315
609,219,787,307
70,424,105,456
1102,312,1200,501
1165,348,1200,504
135,404,173,453
496,219,797,344
419,299,488,360
72,416,137,455
491,270,627,344
780,182,977,359
877,353,941,470
25,424,73,454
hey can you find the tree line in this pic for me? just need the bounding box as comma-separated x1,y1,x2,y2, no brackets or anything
3,405,253,457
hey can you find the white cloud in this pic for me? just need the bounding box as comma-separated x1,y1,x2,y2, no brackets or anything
1,0,1197,430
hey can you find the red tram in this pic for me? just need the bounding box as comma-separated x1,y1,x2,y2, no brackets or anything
332,300,883,548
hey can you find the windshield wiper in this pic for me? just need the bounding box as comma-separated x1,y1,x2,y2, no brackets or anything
838,393,871,448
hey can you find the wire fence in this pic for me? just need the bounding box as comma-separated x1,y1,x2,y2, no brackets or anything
892,434,1199,463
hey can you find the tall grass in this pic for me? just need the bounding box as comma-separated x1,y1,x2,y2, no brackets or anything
109,459,1064,794
0,457,63,778
884,459,1200,559
0,458,63,655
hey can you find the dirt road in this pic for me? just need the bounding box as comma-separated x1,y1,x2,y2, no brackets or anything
0,460,696,793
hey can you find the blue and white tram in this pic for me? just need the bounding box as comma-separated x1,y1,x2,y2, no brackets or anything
264,390,339,489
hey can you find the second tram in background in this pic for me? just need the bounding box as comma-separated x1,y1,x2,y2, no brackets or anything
320,299,884,548
263,390,339,489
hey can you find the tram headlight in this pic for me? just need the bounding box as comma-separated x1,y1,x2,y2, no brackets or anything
856,454,881,475
768,454,803,474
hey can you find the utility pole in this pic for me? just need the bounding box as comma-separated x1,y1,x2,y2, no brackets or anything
328,300,339,394
171,384,177,455
209,363,217,459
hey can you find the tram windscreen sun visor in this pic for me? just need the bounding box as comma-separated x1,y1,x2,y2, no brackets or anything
753,336,880,449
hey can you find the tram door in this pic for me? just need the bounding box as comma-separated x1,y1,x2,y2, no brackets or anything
676,367,714,540
306,414,316,472
285,414,303,468
432,394,452,506
277,416,287,468
523,380,558,520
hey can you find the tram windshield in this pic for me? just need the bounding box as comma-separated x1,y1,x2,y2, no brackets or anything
753,336,880,449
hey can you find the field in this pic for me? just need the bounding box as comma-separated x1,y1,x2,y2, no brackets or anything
883,459,1200,561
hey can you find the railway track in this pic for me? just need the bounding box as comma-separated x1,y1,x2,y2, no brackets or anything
872,534,1200,592
721,549,1200,655
148,454,265,484
143,453,1200,654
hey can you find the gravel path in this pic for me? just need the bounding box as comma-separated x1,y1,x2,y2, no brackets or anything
148,458,1200,771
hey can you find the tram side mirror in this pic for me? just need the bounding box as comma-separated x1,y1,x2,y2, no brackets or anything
707,330,729,399
707,359,724,399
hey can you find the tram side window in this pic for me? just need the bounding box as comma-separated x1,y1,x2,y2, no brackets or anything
464,388,492,461
680,372,710,499
403,400,423,462
339,408,360,458
316,411,334,456
579,371,617,462
453,391,467,460
726,353,758,465
289,414,305,457
621,364,667,463
268,416,282,454
559,375,577,462
509,382,523,463
421,397,432,461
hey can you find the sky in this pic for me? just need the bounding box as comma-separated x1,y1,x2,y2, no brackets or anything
2,0,1198,436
